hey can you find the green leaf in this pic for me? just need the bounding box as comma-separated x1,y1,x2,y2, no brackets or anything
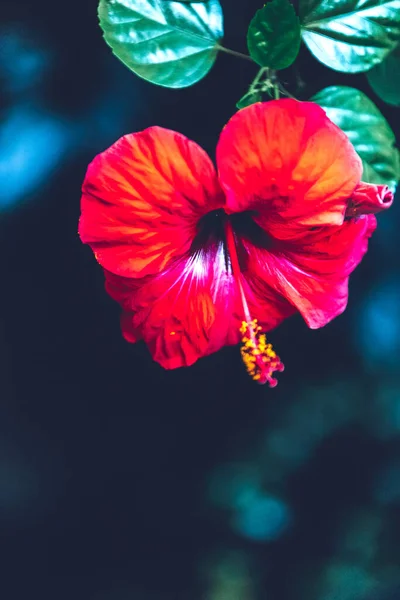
300,0,400,73
367,45,400,106
247,0,301,70
98,0,224,88
311,86,400,192
236,90,262,109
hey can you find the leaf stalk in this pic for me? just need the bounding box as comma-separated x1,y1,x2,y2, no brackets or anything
216,45,254,62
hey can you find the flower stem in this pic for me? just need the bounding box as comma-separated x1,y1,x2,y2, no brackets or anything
249,67,268,92
217,45,254,62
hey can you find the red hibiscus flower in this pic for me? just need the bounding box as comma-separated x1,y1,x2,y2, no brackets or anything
79,99,393,387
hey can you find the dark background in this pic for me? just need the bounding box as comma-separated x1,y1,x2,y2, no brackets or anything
1,1,400,599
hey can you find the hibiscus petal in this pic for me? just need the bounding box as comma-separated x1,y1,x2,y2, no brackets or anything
79,127,223,278
104,238,295,370
346,182,394,217
241,215,376,329
216,100,362,236
120,311,142,343
103,245,240,369
241,266,297,331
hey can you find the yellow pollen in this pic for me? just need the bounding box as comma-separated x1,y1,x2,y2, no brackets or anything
240,319,284,387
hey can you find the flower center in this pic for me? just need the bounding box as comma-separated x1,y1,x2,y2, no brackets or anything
224,220,284,387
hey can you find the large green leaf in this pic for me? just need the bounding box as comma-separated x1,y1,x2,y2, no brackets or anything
311,86,400,191
98,0,224,88
367,45,400,106
247,0,301,70
300,0,400,73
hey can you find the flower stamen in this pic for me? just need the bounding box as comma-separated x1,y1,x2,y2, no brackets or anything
239,319,284,387
225,220,284,387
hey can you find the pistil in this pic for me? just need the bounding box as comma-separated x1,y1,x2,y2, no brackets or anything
224,220,284,387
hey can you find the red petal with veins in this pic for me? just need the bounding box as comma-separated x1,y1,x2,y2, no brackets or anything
240,215,376,328
104,240,294,369
241,271,297,332
216,100,362,237
79,127,223,278
104,245,239,368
